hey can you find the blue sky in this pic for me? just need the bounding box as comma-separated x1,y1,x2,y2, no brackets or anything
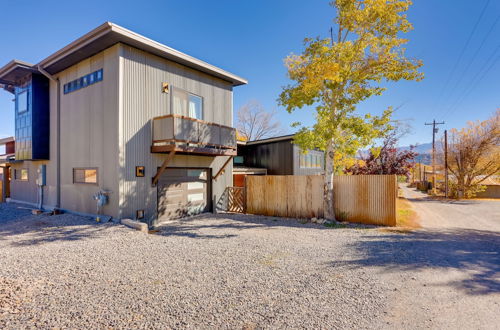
1,0,499,150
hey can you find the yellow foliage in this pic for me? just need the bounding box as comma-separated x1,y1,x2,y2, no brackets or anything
279,0,423,174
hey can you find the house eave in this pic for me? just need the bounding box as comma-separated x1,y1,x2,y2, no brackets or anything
37,22,248,86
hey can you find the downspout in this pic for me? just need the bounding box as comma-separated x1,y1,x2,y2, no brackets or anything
37,65,61,208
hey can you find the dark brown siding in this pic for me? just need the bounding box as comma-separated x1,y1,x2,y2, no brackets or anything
239,140,294,175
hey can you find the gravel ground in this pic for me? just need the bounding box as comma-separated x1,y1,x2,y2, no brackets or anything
0,203,390,329
1,201,498,329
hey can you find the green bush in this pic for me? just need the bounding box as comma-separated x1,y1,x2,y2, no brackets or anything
448,181,486,199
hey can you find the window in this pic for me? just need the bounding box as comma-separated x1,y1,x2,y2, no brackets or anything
64,69,103,94
233,156,244,165
17,90,28,114
300,152,323,169
73,168,98,184
172,88,203,119
15,169,28,181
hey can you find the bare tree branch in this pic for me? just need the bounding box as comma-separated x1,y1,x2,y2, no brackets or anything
236,100,285,141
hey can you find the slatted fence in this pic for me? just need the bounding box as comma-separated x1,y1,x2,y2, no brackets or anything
245,175,324,218
333,175,397,226
245,175,397,226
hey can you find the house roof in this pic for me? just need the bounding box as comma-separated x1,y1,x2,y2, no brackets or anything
478,176,500,186
0,22,248,88
244,134,295,146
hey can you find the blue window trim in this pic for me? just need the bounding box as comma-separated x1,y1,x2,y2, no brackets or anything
63,69,103,95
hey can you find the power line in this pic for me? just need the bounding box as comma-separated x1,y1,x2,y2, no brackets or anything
443,44,500,119
432,0,491,115
440,12,500,118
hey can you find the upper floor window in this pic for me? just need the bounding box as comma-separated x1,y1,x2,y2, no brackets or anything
172,88,203,120
64,69,103,94
17,90,29,114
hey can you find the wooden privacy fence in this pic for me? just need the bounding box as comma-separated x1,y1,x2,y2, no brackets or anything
246,175,324,218
245,175,397,226
333,175,397,226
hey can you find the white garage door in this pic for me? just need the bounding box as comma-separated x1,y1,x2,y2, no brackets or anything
157,168,210,221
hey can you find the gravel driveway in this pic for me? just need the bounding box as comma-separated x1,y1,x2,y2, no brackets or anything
1,200,499,329
0,203,390,329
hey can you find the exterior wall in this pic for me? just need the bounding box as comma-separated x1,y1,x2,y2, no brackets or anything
56,44,121,217
9,161,48,205
119,44,233,226
292,145,325,176
239,140,294,175
475,185,500,199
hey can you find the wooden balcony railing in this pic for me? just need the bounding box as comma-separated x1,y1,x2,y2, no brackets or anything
151,114,237,156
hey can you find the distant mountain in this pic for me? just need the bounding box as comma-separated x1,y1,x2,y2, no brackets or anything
398,142,436,165
358,142,436,165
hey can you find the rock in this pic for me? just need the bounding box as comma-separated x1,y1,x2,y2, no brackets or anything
311,217,318,223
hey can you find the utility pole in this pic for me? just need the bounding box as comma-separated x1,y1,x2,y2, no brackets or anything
425,120,445,195
444,130,448,198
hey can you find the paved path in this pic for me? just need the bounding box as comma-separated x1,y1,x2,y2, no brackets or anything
400,184,500,231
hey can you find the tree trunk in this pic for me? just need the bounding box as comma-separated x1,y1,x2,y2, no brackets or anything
324,138,336,221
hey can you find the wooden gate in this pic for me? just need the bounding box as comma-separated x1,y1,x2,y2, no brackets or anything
227,187,246,213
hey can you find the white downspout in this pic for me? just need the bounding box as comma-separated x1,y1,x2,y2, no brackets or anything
37,65,61,209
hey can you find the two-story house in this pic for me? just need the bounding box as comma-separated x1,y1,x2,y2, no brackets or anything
0,22,247,226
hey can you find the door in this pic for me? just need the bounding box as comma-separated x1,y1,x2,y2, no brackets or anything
157,168,210,221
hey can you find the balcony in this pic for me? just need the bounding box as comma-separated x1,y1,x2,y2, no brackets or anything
151,115,237,156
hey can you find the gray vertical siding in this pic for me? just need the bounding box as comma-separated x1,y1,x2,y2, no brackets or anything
292,146,325,175
119,44,234,225
9,45,121,215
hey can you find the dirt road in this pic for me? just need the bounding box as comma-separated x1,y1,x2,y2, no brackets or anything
378,185,500,329
400,184,500,231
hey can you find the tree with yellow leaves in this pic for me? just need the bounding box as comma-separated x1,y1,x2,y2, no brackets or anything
279,0,423,220
445,110,500,199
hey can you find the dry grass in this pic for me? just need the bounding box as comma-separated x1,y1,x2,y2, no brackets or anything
395,197,420,229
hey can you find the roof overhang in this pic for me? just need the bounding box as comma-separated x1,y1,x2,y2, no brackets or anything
0,60,36,83
0,60,37,93
233,167,268,175
0,137,15,145
37,22,247,86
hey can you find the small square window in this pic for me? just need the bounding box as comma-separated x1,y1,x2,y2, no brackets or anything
136,210,145,220
136,166,145,177
15,168,28,181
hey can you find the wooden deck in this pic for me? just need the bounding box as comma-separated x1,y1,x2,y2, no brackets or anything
151,114,237,157
151,144,236,156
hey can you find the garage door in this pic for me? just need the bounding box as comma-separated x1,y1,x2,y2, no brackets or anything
157,168,211,221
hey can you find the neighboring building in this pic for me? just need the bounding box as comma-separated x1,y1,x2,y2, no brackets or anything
233,135,324,186
0,22,247,226
475,176,500,199
0,137,15,201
